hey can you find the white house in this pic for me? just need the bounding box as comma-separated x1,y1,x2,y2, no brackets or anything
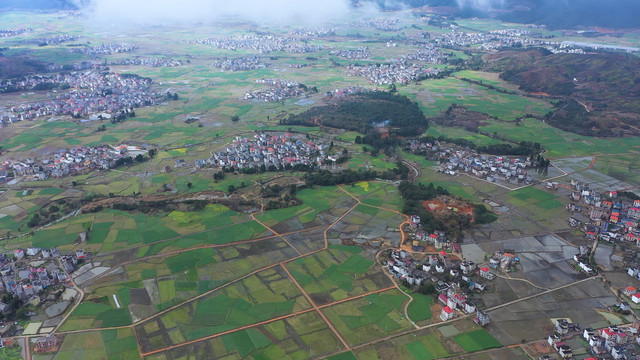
440,306,455,321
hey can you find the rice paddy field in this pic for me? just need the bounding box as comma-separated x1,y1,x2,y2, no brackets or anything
27,177,438,359
286,245,392,305
321,289,414,346
135,266,312,353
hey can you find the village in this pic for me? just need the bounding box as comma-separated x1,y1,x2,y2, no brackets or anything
109,57,183,67
0,242,88,340
543,319,640,360
326,85,371,98
193,34,325,54
347,60,440,85
27,34,79,46
210,56,267,72
404,44,447,63
407,139,540,186
355,17,401,32
69,43,137,56
564,183,640,252
0,71,166,124
330,47,371,60
386,249,491,326
0,28,32,38
0,144,148,182
209,132,336,171
244,78,312,102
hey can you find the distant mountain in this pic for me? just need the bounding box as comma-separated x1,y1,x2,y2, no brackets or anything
498,0,640,30
369,0,640,29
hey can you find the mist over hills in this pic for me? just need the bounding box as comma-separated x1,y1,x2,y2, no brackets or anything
3,0,639,29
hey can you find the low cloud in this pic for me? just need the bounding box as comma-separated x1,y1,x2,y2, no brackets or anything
455,0,505,10
75,0,363,26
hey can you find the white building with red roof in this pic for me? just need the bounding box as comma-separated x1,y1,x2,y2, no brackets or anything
440,306,455,321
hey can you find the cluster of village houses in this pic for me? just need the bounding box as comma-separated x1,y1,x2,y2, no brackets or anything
110,57,183,67
211,56,267,72
386,250,491,325
432,29,541,51
327,86,371,98
545,320,640,360
355,17,401,32
0,245,86,316
0,144,147,182
0,72,162,124
330,47,371,60
28,34,79,46
287,28,336,38
404,45,447,63
0,27,32,38
565,182,640,248
193,34,325,54
347,60,439,85
244,78,308,102
208,132,335,171
0,244,89,351
407,140,537,185
69,43,137,55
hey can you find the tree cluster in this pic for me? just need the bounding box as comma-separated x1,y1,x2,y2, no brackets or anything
280,92,429,137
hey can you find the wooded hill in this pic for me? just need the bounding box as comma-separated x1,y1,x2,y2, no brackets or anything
485,49,640,137
281,92,429,137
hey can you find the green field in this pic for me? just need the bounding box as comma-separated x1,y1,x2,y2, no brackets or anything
287,246,390,304
401,78,553,120
54,328,140,360
454,329,502,352
323,289,414,346
256,186,344,227
135,267,311,353
407,294,434,323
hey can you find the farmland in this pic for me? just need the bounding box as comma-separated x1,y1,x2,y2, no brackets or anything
2,4,639,360
322,289,414,346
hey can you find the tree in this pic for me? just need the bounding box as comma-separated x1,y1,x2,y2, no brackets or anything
228,185,235,193
231,115,240,122
134,154,145,162
187,182,192,189
148,148,157,157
